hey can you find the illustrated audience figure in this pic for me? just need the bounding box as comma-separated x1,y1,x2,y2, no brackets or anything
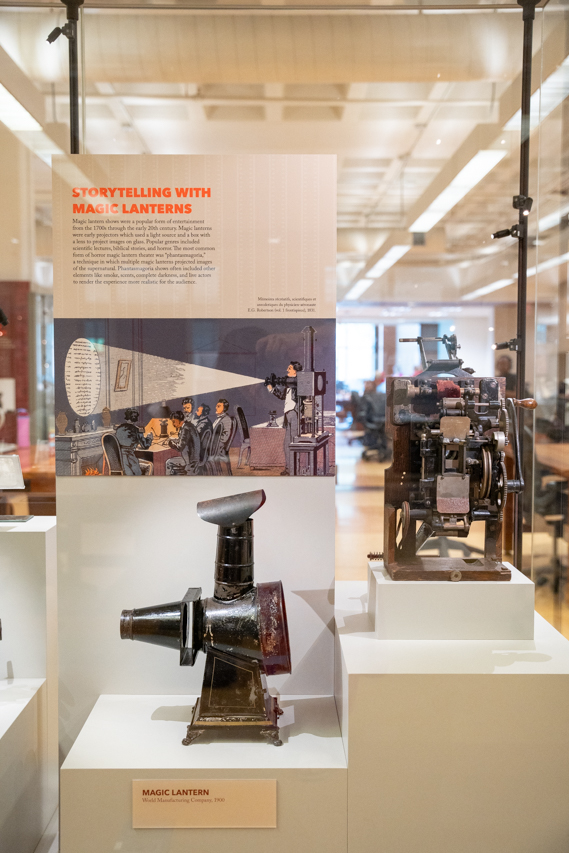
212,398,233,445
195,403,213,436
114,408,153,475
165,409,200,475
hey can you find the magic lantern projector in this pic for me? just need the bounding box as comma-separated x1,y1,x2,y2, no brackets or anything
120,489,291,746
378,335,536,582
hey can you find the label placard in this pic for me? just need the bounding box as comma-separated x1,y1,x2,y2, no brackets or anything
132,779,277,828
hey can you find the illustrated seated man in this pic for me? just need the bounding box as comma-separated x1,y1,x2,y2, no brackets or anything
114,408,153,475
266,360,302,476
212,398,233,446
195,403,213,437
206,398,236,474
182,396,198,425
165,410,201,475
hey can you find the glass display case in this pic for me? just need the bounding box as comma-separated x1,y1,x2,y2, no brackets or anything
0,1,569,851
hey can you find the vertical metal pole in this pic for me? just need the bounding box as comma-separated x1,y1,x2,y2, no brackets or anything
60,0,83,155
513,0,537,570
67,16,79,153
80,6,86,154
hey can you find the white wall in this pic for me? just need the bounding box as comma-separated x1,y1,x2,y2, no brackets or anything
57,476,335,758
452,312,495,377
0,519,56,680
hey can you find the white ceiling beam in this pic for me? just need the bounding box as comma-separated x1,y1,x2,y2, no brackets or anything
264,83,283,121
0,44,70,162
342,83,367,123
415,81,451,125
0,44,44,126
94,83,150,153
82,92,498,109
340,229,413,299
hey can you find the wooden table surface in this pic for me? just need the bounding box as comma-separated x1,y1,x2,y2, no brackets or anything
536,442,569,479
136,437,179,475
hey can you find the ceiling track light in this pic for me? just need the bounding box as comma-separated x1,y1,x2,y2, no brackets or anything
409,149,507,234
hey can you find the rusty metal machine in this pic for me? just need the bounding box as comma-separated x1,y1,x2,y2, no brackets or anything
381,334,536,581
120,489,291,745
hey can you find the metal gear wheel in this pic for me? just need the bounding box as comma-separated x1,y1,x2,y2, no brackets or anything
492,453,508,521
396,500,411,547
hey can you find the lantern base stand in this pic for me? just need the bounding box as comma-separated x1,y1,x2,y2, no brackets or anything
183,696,284,746
182,648,284,746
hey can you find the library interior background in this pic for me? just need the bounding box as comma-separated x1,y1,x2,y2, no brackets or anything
1,0,569,851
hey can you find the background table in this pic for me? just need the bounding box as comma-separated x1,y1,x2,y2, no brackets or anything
536,442,569,479
136,438,180,476
249,419,286,470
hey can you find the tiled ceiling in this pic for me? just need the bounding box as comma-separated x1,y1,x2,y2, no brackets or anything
0,5,566,305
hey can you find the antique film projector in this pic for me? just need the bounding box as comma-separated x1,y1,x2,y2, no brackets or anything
382,335,536,581
120,489,291,745
264,325,330,474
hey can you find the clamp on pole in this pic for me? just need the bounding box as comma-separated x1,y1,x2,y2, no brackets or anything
46,1,84,154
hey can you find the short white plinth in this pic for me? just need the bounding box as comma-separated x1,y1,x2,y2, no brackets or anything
0,679,51,853
60,693,347,853
336,580,569,853
0,518,58,853
368,560,534,640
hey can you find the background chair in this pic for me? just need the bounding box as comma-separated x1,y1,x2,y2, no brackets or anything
207,417,238,475
102,432,124,475
235,406,251,469
102,432,154,476
199,428,212,468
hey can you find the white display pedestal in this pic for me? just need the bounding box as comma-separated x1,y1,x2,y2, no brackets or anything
335,580,569,853
368,560,535,639
0,679,52,853
60,693,347,853
0,518,58,852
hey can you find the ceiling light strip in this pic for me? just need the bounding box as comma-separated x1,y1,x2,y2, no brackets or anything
409,149,507,234
0,83,41,132
344,244,411,301
462,252,569,301
504,57,569,133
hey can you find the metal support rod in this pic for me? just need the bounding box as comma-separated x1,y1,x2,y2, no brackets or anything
513,0,538,570
47,1,83,153
67,14,79,154
80,6,86,154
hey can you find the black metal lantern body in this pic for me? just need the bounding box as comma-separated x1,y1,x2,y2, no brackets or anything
120,490,291,746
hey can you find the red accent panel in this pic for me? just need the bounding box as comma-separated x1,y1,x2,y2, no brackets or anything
436,379,460,398
0,281,30,444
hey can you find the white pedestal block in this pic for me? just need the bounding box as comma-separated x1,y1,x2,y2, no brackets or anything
0,518,58,851
335,580,569,853
368,560,534,640
0,679,52,853
60,693,347,853
0,517,57,678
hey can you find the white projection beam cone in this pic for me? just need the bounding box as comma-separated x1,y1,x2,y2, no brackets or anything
65,339,264,416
